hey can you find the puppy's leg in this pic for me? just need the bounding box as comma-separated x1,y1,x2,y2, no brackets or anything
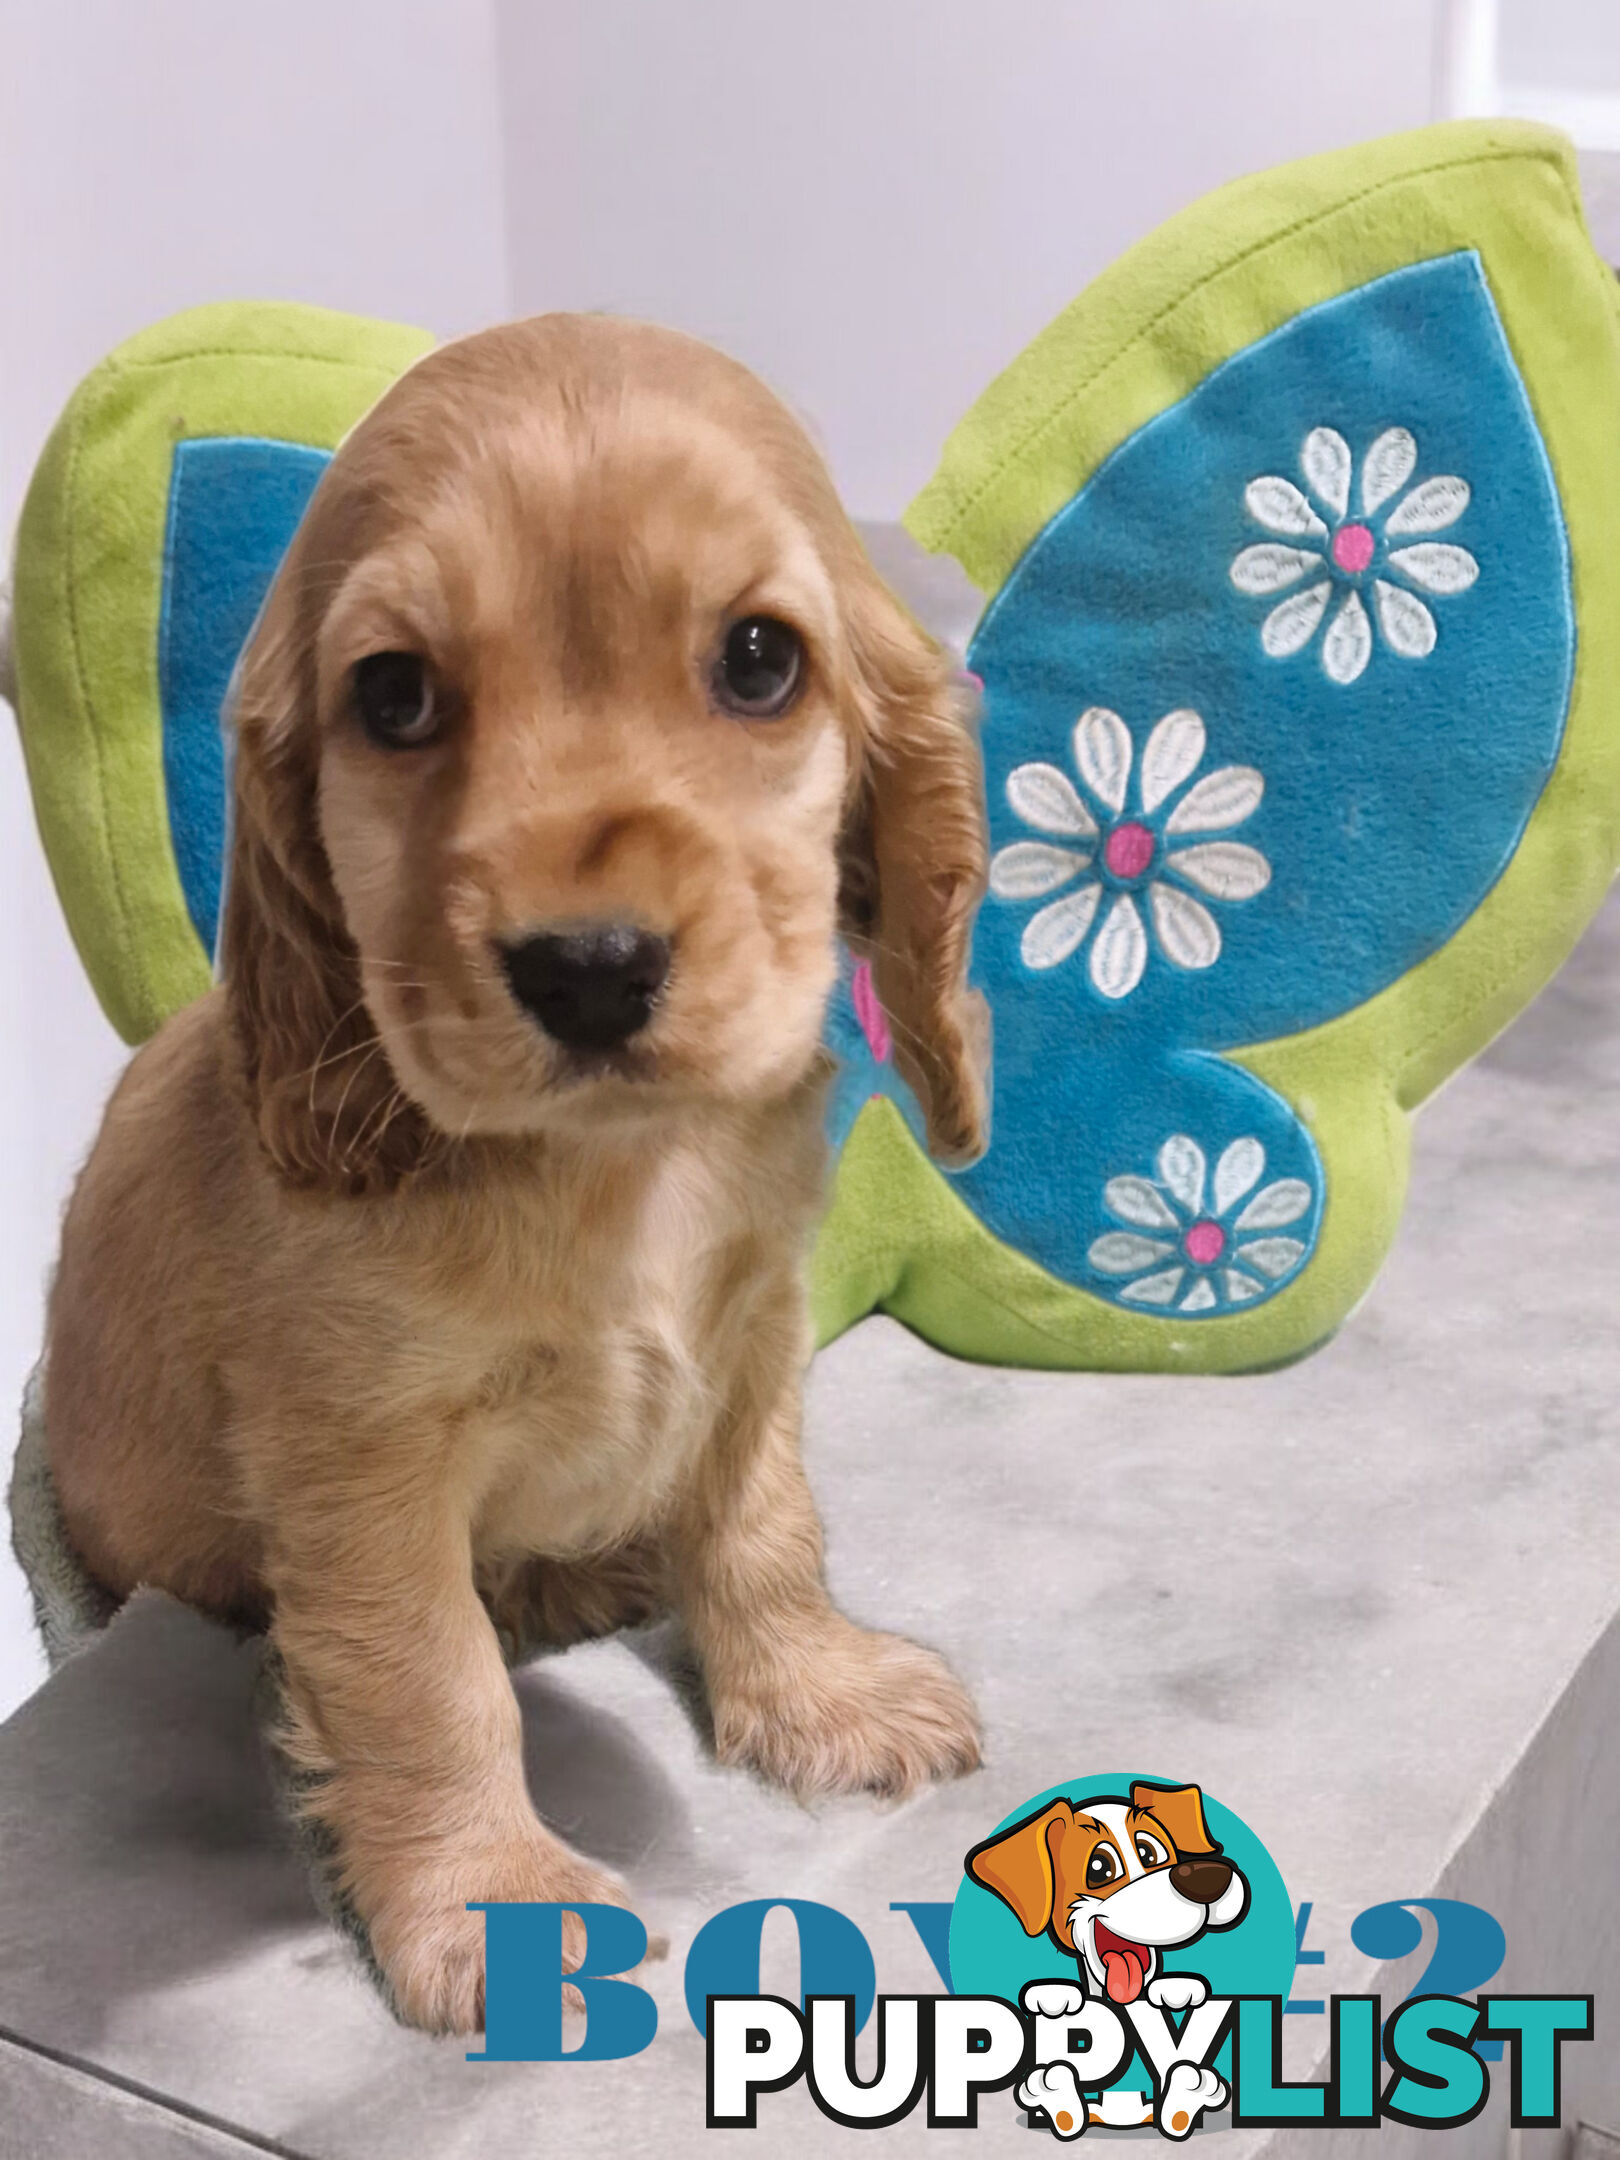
262,1449,626,2035
671,1362,981,1799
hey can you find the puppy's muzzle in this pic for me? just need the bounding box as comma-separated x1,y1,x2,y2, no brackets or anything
1170,1858,1233,1904
499,924,671,1051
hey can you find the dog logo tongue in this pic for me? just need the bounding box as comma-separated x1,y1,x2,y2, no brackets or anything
1102,1947,1146,2003
1097,1927,1148,2005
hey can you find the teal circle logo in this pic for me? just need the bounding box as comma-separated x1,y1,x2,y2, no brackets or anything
949,1773,1296,2129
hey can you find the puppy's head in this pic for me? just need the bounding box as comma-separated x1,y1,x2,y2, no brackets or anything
221,314,989,1191
966,1784,1248,2005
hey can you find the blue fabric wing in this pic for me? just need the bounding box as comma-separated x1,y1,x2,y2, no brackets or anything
159,436,331,953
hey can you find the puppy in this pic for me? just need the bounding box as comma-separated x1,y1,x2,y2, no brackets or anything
40,315,991,2034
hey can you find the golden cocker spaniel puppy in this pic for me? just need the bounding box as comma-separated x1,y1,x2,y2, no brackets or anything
42,314,990,2034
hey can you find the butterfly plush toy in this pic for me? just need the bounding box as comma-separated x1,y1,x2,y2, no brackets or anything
11,120,1620,1376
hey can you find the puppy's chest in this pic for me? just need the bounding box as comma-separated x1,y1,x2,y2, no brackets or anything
457,1179,756,1557
473,1311,712,1545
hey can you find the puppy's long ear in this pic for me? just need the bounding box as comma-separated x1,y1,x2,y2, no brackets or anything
220,560,431,1195
966,1800,1074,1935
838,560,990,1167
1131,1782,1220,1858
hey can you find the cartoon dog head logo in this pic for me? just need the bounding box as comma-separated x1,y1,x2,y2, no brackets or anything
965,1780,1249,2007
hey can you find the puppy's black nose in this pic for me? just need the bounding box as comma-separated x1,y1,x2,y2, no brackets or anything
499,925,670,1051
1171,1857,1233,1905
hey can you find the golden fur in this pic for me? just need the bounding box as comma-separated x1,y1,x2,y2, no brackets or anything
42,315,991,2035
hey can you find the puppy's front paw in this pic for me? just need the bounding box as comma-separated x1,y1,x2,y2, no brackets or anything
361,1834,633,2037
713,1621,980,1799
1146,1973,1208,2012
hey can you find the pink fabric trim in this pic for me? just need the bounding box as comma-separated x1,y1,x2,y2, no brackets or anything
851,959,893,1062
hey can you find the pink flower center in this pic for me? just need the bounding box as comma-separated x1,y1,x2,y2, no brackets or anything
1331,522,1375,574
1183,1219,1226,1266
1104,821,1155,880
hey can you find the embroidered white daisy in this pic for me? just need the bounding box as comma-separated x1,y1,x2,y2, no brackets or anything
1087,1134,1312,1312
1231,426,1478,686
989,707,1269,999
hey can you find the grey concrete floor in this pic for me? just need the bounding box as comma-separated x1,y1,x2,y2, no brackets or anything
5,888,1620,2156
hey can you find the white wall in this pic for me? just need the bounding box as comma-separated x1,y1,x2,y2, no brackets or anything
0,0,510,1718
2,0,1614,1721
495,0,1448,519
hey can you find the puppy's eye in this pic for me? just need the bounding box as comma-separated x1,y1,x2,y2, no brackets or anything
353,652,439,748
1135,1835,1168,1869
714,615,803,718
1086,1847,1119,1889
